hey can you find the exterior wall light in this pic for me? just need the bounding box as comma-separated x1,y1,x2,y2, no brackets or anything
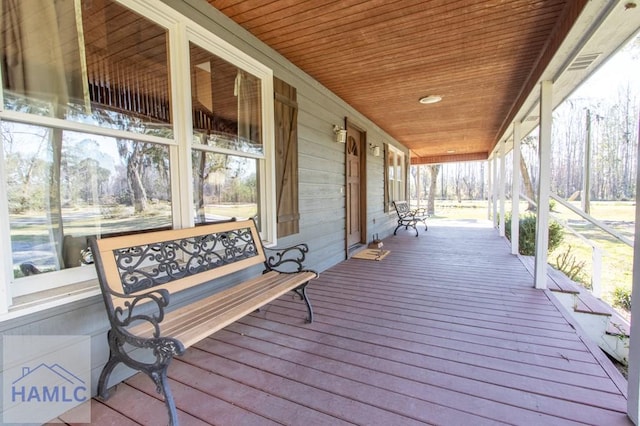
333,125,347,143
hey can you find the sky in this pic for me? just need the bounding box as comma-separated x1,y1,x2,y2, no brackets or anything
571,33,640,100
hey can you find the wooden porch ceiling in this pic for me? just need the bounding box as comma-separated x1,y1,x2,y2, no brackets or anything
208,0,584,164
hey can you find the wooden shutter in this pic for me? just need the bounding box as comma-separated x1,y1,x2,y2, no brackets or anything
274,77,299,237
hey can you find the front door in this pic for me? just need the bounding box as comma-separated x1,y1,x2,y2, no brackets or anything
346,125,365,248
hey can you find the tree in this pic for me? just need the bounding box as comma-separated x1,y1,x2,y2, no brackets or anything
427,164,440,215
520,136,537,210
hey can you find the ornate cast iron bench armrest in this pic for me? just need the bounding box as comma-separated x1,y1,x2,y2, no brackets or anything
263,243,318,323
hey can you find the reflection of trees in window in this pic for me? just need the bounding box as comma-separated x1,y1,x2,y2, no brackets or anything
192,151,257,223
2,120,172,277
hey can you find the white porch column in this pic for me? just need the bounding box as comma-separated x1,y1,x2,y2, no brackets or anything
487,158,493,220
499,140,506,237
626,112,640,425
416,165,422,209
534,80,552,289
511,122,522,255
492,156,498,228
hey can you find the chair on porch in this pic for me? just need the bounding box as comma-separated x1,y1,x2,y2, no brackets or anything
392,201,428,237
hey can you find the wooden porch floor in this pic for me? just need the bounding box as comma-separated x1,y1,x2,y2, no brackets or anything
60,220,631,425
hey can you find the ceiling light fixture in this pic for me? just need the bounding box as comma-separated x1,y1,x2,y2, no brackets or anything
419,95,442,104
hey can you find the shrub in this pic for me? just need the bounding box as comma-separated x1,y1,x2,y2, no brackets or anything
505,213,563,256
612,286,631,311
553,246,588,287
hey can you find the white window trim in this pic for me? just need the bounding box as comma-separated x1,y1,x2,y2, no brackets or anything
0,0,276,317
185,26,276,244
387,145,406,210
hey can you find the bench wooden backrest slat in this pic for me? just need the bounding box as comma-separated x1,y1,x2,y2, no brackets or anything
94,219,265,310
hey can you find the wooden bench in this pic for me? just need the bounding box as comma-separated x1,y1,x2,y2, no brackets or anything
392,201,428,236
89,218,318,425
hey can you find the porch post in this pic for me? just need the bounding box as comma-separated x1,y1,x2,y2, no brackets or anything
487,158,493,220
499,140,506,237
534,80,552,289
416,165,422,209
626,112,640,424
511,121,522,255
492,156,498,228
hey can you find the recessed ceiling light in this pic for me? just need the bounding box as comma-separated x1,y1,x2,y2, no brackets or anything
419,95,442,104
447,150,456,154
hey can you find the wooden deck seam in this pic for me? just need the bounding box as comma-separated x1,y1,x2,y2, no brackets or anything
207,326,626,424
241,306,623,398
182,344,444,426
304,293,584,340
271,298,593,353
259,302,603,373
310,284,569,323
198,336,527,425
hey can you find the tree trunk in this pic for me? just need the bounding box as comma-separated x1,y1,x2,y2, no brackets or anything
519,152,536,210
126,149,148,213
427,165,440,215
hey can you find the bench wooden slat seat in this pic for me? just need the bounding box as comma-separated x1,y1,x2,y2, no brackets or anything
131,269,317,347
89,218,317,425
392,200,428,236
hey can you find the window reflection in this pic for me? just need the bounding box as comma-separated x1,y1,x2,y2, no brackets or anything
190,43,263,154
2,121,171,278
1,0,172,138
192,151,258,224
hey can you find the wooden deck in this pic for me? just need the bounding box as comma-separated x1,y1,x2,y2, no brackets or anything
59,220,631,425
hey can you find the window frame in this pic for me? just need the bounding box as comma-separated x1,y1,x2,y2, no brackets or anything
0,0,276,313
385,144,406,212
185,29,276,243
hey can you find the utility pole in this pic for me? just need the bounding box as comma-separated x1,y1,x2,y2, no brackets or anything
583,108,592,214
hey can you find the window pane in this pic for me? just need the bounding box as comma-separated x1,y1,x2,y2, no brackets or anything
192,151,258,224
190,43,263,154
1,0,172,138
2,121,172,278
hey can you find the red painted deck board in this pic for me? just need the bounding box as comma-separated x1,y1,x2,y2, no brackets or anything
58,220,631,425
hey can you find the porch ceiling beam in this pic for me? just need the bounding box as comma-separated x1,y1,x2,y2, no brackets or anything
410,152,487,165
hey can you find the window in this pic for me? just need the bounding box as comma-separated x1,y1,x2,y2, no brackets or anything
385,144,406,211
0,0,275,308
190,43,263,225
